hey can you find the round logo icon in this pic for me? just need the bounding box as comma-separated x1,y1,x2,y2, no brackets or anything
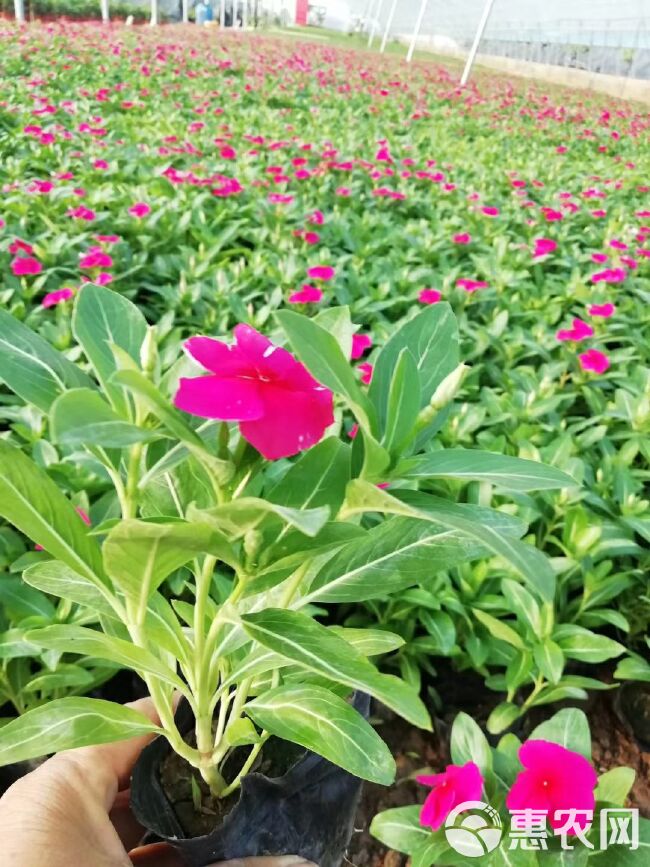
444,800,503,858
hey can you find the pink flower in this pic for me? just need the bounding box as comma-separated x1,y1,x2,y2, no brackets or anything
93,159,109,170
289,285,323,304
358,362,373,385
587,303,615,318
418,763,483,831
307,265,335,282
609,239,627,250
556,318,594,342
481,206,499,217
11,256,42,276
579,349,610,374
453,232,471,244
375,145,392,163
95,234,120,244
591,253,608,263
80,248,113,270
542,208,564,222
303,231,320,245
506,740,597,833
174,325,334,461
67,206,96,221
457,278,488,292
533,238,557,258
419,289,442,304
219,145,236,160
9,239,34,255
591,268,626,284
308,210,324,225
268,193,294,205
128,202,151,218
351,334,372,359
42,287,75,308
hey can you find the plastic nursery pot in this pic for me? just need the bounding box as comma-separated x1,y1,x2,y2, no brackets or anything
130,694,370,867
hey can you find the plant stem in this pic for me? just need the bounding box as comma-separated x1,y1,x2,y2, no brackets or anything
124,442,144,519
220,733,270,798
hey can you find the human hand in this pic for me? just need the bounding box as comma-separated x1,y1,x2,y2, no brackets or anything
0,697,316,867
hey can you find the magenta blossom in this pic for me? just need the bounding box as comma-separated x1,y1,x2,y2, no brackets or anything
418,763,484,831
533,238,557,258
453,232,471,244
579,349,610,374
457,278,488,292
481,206,499,217
587,303,615,318
358,362,373,385
288,285,323,304
11,256,42,276
419,288,442,304
351,334,372,359
591,268,626,284
42,288,75,308
128,202,151,218
556,318,594,342
307,265,335,282
507,740,597,833
174,325,334,461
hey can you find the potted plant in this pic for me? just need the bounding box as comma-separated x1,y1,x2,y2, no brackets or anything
0,285,572,864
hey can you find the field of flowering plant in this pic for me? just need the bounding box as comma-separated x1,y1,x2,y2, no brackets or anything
0,18,648,867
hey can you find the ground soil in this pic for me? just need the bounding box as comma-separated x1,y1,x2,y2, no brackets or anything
345,683,650,867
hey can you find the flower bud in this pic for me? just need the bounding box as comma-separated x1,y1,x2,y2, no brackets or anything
415,364,469,432
140,325,158,377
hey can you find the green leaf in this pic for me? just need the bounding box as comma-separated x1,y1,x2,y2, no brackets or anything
188,497,330,540
50,388,155,447
382,347,421,452
25,625,184,690
103,519,226,606
240,609,430,729
369,303,458,434
23,560,116,618
0,698,161,765
0,442,107,590
0,629,42,659
594,767,636,806
246,684,395,784
267,437,350,515
487,702,522,734
342,483,555,601
411,837,449,867
369,805,431,855
0,309,91,411
473,609,525,649
528,708,591,759
554,626,625,663
533,639,564,684
312,305,355,360
73,284,147,416
329,626,404,656
450,711,492,774
614,655,650,683
276,309,375,429
0,576,56,620
420,610,456,654
403,449,576,491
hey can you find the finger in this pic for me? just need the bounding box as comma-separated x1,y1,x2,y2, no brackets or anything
47,697,162,808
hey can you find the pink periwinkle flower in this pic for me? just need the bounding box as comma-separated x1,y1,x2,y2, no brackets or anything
219,145,237,160
307,265,335,282
68,205,96,221
9,239,34,255
42,287,75,308
481,206,499,217
453,232,471,244
351,334,372,360
11,256,42,276
129,202,151,218
457,278,488,292
579,349,610,375
80,248,113,270
419,288,442,304
506,740,597,833
174,325,334,461
418,762,484,831
308,210,324,225
587,303,615,318
591,268,626,284
288,285,323,304
591,253,608,264
556,318,594,342
533,238,557,258
542,208,564,222
358,362,373,385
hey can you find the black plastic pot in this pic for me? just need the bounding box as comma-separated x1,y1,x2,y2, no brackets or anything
130,694,370,867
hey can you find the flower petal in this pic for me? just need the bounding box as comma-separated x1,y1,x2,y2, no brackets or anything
174,375,264,421
184,336,252,376
239,383,333,460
